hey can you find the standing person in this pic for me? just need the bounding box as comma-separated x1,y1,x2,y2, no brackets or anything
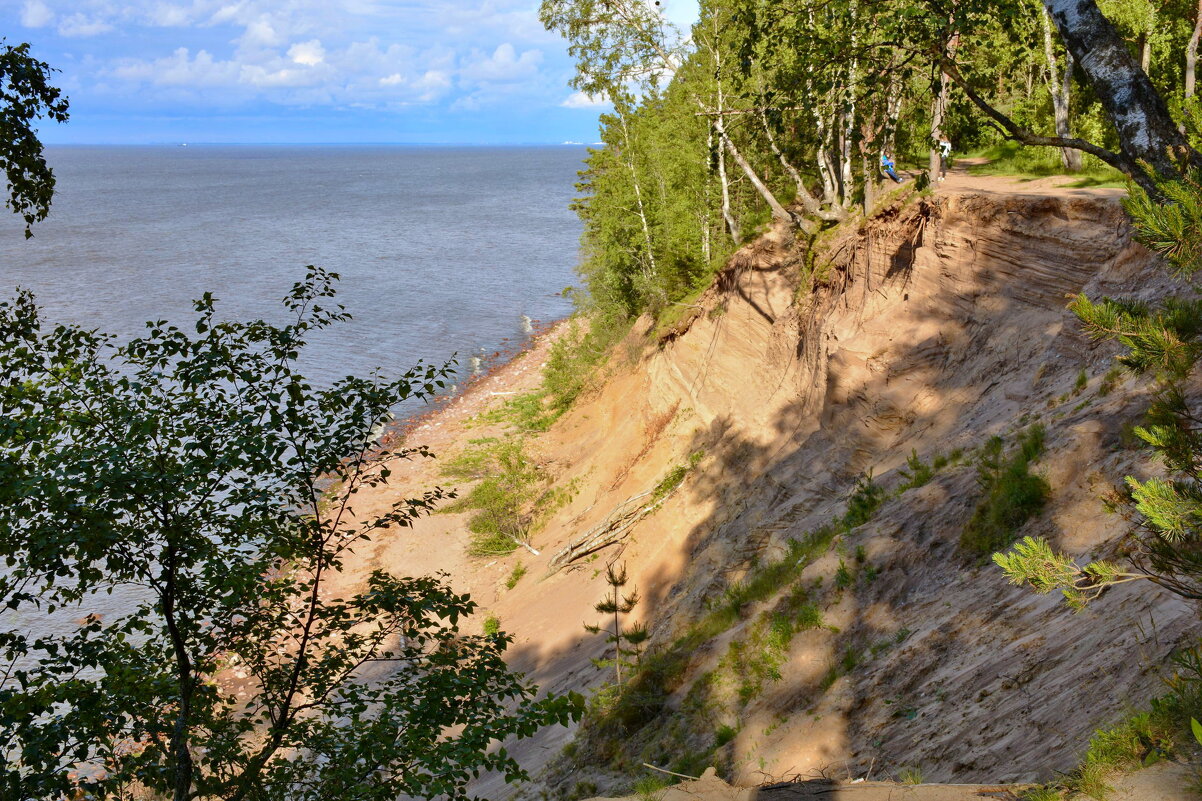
881,152,902,183
937,137,952,180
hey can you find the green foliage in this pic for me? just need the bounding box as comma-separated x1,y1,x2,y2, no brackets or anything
633,775,671,800
652,450,705,504
820,645,865,691
544,314,629,414
842,472,886,528
483,614,502,637
578,526,835,754
718,586,824,706
1122,172,1202,277
967,141,1125,185
1063,711,1176,798
0,272,582,801
714,723,739,747
897,449,935,491
960,427,1050,558
994,536,1140,609
1,41,70,238
585,563,645,688
897,766,924,785
1098,364,1124,396
442,437,565,556
506,560,528,590
834,559,853,590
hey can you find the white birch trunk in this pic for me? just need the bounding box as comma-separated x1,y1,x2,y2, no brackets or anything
1042,7,1082,171
1042,0,1201,180
618,112,658,281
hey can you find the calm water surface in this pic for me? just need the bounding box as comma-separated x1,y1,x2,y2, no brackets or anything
0,145,586,397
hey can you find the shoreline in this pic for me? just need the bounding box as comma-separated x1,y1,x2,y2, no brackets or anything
377,316,571,456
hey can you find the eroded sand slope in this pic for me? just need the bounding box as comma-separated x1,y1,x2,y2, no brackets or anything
349,180,1197,798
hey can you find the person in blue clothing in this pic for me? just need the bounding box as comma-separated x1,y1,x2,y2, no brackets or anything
881,152,902,183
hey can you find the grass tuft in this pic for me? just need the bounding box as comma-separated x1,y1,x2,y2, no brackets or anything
961,426,1050,558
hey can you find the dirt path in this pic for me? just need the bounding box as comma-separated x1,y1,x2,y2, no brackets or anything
935,157,1125,200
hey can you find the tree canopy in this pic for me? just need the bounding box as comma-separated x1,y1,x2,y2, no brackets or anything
0,40,68,238
0,270,581,800
542,0,1202,322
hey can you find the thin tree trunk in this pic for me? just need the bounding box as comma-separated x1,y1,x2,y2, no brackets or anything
618,111,658,281
930,73,948,180
612,587,622,688
814,103,839,205
713,117,739,242
716,136,738,243
1042,0,1202,181
702,125,713,262
804,5,839,207
760,109,806,202
706,39,793,227
1042,7,1082,170
759,106,841,222
931,33,959,181
839,0,859,207
1187,0,1201,100
716,120,795,227
161,554,197,801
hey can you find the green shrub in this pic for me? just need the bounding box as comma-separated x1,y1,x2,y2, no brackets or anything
544,314,629,415
834,559,853,589
843,472,886,528
633,775,671,799
483,614,501,637
480,391,556,433
960,426,1050,558
651,450,705,504
714,724,738,747
443,438,568,556
897,449,934,491
506,561,528,590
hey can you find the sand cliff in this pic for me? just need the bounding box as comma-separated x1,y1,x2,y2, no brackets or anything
341,173,1198,799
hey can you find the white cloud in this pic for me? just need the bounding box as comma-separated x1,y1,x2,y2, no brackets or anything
288,40,326,67
112,47,240,87
560,91,607,109
58,13,116,37
147,3,193,26
460,43,542,83
20,0,54,27
28,0,608,125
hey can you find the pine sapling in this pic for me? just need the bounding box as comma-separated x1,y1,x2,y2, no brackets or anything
584,562,642,688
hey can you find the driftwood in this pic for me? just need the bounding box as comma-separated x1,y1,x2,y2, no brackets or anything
547,483,679,572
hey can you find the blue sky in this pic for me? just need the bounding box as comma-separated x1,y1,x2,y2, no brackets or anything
7,0,698,144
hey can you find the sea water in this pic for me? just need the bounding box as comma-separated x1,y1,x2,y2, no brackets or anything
0,145,586,392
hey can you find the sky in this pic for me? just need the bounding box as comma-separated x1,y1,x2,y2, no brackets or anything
6,0,699,144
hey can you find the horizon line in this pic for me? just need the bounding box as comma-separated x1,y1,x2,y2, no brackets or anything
44,141,603,147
